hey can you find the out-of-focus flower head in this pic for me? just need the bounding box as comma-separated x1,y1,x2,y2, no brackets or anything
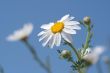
38,14,81,48
7,23,33,41
83,46,105,64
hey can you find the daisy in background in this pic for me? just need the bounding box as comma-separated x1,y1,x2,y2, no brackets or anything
6,23,52,73
38,14,81,48
83,46,105,64
7,23,33,41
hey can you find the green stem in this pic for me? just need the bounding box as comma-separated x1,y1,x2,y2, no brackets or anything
66,43,83,73
22,39,52,73
67,42,81,60
83,25,91,53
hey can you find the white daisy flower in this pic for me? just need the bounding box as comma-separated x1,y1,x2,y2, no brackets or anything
83,46,105,64
38,14,81,48
7,23,33,41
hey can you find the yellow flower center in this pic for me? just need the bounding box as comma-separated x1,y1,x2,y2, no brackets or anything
51,22,64,34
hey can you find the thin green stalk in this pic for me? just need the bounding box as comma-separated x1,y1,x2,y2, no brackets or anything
83,25,91,53
67,42,81,60
22,39,51,73
66,42,83,73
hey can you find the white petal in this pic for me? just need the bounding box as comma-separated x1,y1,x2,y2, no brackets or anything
60,14,70,22
64,21,80,26
41,23,54,29
61,32,72,43
37,30,47,36
39,30,50,42
63,28,76,34
7,30,24,41
7,35,17,41
65,25,81,30
50,34,56,48
55,33,61,46
70,16,75,20
42,33,53,47
48,36,54,48
39,34,47,42
64,16,75,22
23,23,33,36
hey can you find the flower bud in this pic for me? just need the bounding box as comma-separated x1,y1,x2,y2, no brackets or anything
83,16,91,25
60,50,71,59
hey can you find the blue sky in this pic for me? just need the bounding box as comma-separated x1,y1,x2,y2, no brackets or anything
0,0,110,73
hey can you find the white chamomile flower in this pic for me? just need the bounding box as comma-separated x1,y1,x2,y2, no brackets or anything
7,23,33,41
83,46,105,64
38,14,81,48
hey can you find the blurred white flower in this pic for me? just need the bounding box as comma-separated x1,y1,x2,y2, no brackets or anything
83,46,105,64
7,23,33,41
38,14,81,48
